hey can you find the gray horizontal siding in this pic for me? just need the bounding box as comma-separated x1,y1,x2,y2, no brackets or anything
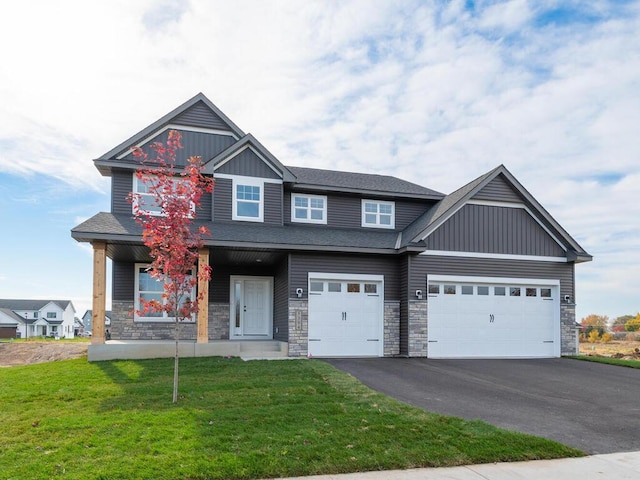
426,204,565,257
172,101,232,131
273,257,289,342
284,191,430,230
289,253,400,300
473,174,522,203
216,148,281,179
113,261,134,301
409,255,574,298
112,170,133,214
208,263,278,303
119,130,235,165
212,177,282,225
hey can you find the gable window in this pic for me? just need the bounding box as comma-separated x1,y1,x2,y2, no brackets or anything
233,178,263,222
291,194,327,224
132,174,194,217
134,264,195,322
46,312,57,319
362,200,395,229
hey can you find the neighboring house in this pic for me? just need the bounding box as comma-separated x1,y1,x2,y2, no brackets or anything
72,93,592,359
81,310,112,335
0,300,76,339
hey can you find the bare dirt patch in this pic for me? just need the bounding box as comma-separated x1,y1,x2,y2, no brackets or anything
0,342,88,367
579,340,640,360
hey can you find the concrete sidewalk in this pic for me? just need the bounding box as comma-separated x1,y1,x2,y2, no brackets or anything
277,451,640,479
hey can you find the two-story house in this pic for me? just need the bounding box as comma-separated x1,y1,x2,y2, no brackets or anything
0,299,76,339
72,93,591,359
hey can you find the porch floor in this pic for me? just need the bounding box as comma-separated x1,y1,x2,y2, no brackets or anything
87,340,289,362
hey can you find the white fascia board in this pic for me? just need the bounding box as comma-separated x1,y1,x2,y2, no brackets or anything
466,200,567,252
116,125,238,160
426,274,560,287
214,173,283,184
420,250,567,262
213,145,284,178
308,272,384,282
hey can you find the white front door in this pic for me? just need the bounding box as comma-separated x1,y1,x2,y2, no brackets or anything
230,276,273,339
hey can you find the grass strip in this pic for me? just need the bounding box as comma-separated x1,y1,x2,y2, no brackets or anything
0,357,583,480
569,355,640,369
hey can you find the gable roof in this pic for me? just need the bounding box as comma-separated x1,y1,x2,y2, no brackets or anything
95,93,245,171
402,165,592,262
204,133,297,182
0,299,73,311
288,166,444,200
0,308,25,325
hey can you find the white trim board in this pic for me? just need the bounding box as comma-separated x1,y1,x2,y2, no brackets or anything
427,274,560,287
420,250,567,263
214,173,283,184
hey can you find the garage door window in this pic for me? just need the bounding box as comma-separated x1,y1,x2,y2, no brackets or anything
310,282,323,292
365,284,377,294
541,288,552,298
444,285,456,294
478,286,489,295
347,283,360,293
328,282,341,292
510,287,521,297
461,285,473,295
495,286,506,296
428,284,440,294
526,288,537,297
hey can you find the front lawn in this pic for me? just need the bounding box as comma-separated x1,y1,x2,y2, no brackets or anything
0,357,582,480
570,355,640,369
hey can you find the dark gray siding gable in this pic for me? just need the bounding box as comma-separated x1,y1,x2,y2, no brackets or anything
216,148,281,179
473,174,523,203
264,182,283,225
213,177,232,222
173,101,233,131
426,204,565,257
112,170,132,214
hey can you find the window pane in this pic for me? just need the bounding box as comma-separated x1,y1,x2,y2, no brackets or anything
237,201,259,217
510,287,521,297
478,286,489,295
295,196,308,207
365,203,377,213
364,284,377,294
380,215,391,225
365,213,377,224
140,293,163,317
541,288,552,298
310,198,323,208
310,282,323,292
380,204,392,214
294,208,307,219
526,288,537,297
494,286,506,296
328,282,341,292
444,285,456,295
428,284,440,294
461,285,473,295
347,283,360,293
310,209,323,220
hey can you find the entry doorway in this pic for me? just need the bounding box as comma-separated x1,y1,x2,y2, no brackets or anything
229,276,273,339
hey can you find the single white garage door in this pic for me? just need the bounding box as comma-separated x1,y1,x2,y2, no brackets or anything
308,273,384,357
427,276,560,358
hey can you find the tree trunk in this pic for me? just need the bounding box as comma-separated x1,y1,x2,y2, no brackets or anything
173,307,180,403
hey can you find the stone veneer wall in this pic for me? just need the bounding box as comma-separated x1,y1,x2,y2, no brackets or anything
288,299,308,357
560,303,578,356
110,301,230,341
384,301,400,356
408,299,428,357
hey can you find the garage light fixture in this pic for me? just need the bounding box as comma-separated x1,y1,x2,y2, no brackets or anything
415,289,423,300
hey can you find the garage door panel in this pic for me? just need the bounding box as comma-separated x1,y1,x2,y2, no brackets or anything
428,278,559,359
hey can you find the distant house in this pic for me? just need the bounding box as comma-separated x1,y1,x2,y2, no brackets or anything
72,93,592,359
81,310,112,335
0,300,76,339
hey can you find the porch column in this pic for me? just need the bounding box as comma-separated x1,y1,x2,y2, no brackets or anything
91,241,107,345
197,247,210,343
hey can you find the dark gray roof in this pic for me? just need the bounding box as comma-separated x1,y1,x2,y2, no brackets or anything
72,213,401,253
0,299,73,311
288,166,444,199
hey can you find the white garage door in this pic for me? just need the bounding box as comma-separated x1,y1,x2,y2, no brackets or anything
308,273,384,357
427,276,560,358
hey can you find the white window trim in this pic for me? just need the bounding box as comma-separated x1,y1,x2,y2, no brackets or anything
132,174,195,217
291,193,327,224
361,199,395,229
232,177,264,222
134,263,196,323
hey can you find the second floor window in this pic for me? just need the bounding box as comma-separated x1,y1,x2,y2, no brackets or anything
362,200,395,229
46,312,57,319
132,174,195,217
233,179,263,222
291,194,327,224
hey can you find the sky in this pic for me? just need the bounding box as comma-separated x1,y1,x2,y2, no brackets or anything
0,0,638,322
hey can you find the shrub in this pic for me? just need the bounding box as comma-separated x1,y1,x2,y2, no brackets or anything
624,316,640,332
588,330,600,343
600,332,613,343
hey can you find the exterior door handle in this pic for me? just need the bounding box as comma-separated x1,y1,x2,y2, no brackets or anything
489,314,494,323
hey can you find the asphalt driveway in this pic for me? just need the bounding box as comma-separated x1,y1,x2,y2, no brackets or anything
325,358,640,454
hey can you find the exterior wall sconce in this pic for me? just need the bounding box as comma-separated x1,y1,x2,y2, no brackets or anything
296,288,304,298
415,289,423,300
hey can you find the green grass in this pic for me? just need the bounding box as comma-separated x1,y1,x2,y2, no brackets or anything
570,355,640,369
0,357,583,480
11,337,91,343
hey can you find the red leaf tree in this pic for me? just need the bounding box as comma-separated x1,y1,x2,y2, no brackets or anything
128,130,213,403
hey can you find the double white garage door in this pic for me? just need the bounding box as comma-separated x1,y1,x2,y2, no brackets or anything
307,273,384,357
427,276,560,358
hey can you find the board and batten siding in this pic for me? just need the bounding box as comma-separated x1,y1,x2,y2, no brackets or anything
289,253,401,300
213,177,282,225
216,148,281,179
283,191,431,230
472,174,523,203
426,204,565,257
172,101,233,131
409,255,575,298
